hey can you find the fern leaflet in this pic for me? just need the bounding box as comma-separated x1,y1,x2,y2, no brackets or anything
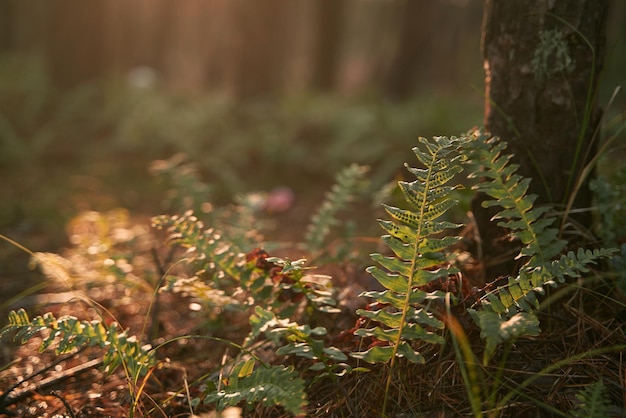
570,380,613,418
202,361,307,416
305,163,369,254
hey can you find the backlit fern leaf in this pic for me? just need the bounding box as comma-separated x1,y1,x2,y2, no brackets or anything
352,136,467,364
466,132,616,361
468,133,616,319
468,133,566,267
153,210,251,289
1,308,155,377
203,362,307,416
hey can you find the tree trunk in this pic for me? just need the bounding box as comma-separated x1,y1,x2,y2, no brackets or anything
475,0,608,278
311,0,345,91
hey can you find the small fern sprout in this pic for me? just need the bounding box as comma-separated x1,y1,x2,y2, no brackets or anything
570,380,613,418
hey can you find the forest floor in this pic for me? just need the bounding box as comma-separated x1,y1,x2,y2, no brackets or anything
1,180,624,417
0,96,624,417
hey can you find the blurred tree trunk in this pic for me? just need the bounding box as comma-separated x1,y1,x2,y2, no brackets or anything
474,0,608,278
45,1,108,87
385,1,439,100
228,0,294,97
311,0,345,91
0,1,15,51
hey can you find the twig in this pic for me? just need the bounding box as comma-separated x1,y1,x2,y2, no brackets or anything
0,346,87,406
50,390,76,418
0,357,103,409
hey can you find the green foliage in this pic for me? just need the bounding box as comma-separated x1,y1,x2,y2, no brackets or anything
467,133,567,268
154,211,339,318
249,306,349,378
468,310,540,362
352,136,467,365
612,244,626,296
305,163,369,256
102,90,480,196
153,211,249,291
570,380,613,418
150,153,214,214
2,120,622,416
202,361,307,416
590,170,626,247
1,308,155,378
346,132,619,416
464,132,616,361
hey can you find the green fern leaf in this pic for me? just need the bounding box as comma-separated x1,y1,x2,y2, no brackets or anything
305,164,369,253
352,136,467,364
570,380,614,418
1,309,155,377
468,134,567,266
465,132,617,362
203,363,307,416
153,211,253,308
153,211,248,282
468,310,540,364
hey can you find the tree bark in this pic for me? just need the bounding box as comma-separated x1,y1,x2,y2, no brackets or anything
475,0,608,278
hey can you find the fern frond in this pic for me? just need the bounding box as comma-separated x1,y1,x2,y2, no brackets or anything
305,163,369,254
149,153,213,213
352,136,467,365
468,310,540,364
152,211,250,287
1,308,155,377
465,132,617,361
203,362,307,416
570,380,613,418
467,133,566,266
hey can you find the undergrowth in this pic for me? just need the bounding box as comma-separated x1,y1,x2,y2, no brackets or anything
2,130,626,417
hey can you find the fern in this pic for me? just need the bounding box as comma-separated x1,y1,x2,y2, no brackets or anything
150,153,213,213
248,306,348,377
467,132,567,268
155,212,339,317
202,360,307,416
153,211,250,307
305,163,369,255
351,136,467,365
467,133,616,318
1,308,155,378
570,380,613,418
465,132,617,361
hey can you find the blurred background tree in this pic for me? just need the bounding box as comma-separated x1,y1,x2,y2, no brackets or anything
0,0,485,97
0,0,623,291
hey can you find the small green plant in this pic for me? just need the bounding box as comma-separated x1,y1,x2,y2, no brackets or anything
350,135,467,414
465,132,616,361
201,360,307,415
1,308,155,379
570,380,613,418
349,131,618,416
305,163,370,259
